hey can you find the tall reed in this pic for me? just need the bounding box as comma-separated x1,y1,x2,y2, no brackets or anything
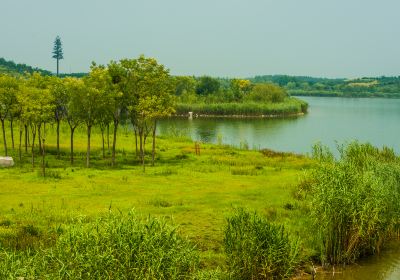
0,211,199,279
176,98,307,116
306,142,400,264
224,208,299,279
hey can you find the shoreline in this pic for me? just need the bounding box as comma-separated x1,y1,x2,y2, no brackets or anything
173,112,305,119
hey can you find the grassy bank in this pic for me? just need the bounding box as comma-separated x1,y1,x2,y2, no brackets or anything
176,98,308,117
0,124,399,279
0,124,313,278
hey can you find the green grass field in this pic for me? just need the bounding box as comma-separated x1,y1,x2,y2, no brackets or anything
0,123,314,270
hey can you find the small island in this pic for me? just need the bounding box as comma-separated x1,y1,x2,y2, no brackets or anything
174,76,308,117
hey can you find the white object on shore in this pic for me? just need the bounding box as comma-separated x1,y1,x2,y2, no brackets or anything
0,157,14,167
188,112,193,119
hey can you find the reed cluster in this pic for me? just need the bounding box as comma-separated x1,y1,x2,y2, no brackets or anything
0,211,199,279
176,98,307,116
305,142,400,264
223,208,299,279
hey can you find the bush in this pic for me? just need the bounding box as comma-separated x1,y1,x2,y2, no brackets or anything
0,211,199,279
306,142,400,265
224,209,299,279
245,83,287,103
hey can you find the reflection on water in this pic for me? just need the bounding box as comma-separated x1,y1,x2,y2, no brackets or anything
158,97,400,154
312,241,400,280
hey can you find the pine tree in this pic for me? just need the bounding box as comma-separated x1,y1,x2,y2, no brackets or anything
52,36,64,76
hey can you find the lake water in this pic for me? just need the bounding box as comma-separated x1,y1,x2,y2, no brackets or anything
158,97,400,155
158,96,400,279
312,241,400,280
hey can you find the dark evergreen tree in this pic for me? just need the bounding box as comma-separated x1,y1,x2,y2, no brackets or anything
52,36,64,76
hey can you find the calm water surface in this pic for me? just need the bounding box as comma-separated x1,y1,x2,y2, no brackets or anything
158,96,400,279
312,241,400,280
158,97,400,154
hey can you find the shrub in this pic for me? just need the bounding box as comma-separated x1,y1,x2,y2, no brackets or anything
0,211,199,279
306,142,400,264
224,209,299,279
245,83,287,103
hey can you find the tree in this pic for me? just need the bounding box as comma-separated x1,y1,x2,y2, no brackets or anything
81,65,110,167
245,83,287,103
107,62,128,166
50,77,67,158
196,76,220,95
0,75,19,156
230,79,252,101
19,82,54,172
52,36,64,77
63,77,83,164
118,56,175,170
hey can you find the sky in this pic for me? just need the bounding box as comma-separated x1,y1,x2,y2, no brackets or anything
1,0,399,78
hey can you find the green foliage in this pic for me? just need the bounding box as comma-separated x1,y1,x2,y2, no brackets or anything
245,83,287,103
306,142,400,264
0,211,199,279
0,57,52,76
224,209,299,279
196,76,221,95
52,36,64,60
176,98,307,116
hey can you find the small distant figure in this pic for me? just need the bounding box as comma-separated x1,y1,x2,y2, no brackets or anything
188,112,193,119
195,142,201,155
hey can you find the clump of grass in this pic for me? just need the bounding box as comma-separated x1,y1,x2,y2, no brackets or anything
224,208,299,279
260,148,301,158
305,142,400,265
283,202,295,211
0,211,199,279
45,169,62,179
150,198,173,208
0,220,12,227
231,167,259,176
154,167,178,176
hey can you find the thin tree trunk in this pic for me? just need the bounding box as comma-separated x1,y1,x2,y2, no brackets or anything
139,128,145,171
27,126,30,146
10,119,14,149
112,120,118,166
86,125,91,168
38,124,42,154
57,59,59,77
101,129,105,159
1,119,7,157
56,119,60,158
107,124,110,152
24,124,28,152
70,127,75,164
42,138,45,177
134,128,138,156
31,126,36,168
19,128,22,162
152,120,157,166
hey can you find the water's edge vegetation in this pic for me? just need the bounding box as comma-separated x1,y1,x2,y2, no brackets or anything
176,98,308,117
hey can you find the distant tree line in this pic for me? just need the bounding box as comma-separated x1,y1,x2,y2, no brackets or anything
174,75,287,104
0,58,52,76
252,75,400,97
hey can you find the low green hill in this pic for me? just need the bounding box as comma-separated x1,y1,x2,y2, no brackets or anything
0,57,52,76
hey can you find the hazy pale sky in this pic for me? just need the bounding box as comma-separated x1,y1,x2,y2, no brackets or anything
1,0,399,78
